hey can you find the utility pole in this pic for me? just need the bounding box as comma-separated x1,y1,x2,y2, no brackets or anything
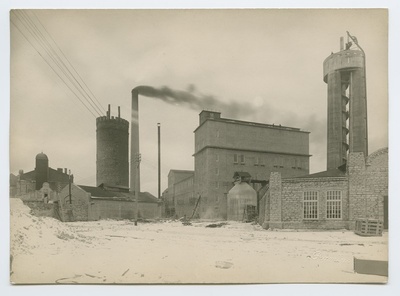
135,153,141,226
68,169,72,204
157,123,161,199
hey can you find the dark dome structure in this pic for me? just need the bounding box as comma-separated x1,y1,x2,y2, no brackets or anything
35,152,49,190
35,152,48,160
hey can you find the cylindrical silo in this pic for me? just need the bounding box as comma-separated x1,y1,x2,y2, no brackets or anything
227,182,257,221
35,152,49,190
96,105,129,187
323,43,368,170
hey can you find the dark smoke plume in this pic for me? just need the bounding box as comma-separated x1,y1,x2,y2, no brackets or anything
133,85,255,118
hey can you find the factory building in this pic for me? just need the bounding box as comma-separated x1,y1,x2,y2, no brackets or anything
259,35,388,230
163,170,195,217
56,183,161,222
13,152,70,199
54,105,161,222
164,110,310,219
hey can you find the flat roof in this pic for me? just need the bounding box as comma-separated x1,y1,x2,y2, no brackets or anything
194,116,309,134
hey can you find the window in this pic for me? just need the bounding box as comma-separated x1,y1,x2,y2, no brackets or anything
215,168,219,175
255,157,259,166
216,154,219,162
215,181,219,189
303,191,318,219
327,191,342,219
233,154,238,164
216,195,219,202
216,130,220,138
240,154,245,165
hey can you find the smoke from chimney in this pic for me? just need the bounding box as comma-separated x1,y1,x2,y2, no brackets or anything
133,85,255,118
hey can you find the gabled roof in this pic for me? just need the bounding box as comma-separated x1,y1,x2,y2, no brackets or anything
294,168,346,179
19,170,36,181
233,171,252,178
48,168,69,183
77,185,159,203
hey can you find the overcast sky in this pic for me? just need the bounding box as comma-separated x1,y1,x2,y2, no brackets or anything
10,9,388,196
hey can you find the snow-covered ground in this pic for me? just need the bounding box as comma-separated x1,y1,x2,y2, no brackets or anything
10,198,388,284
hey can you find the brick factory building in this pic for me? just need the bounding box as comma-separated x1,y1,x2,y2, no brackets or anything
164,110,311,219
259,148,388,230
258,35,388,230
165,34,388,230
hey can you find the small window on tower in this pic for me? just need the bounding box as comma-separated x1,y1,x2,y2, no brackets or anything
240,155,245,165
233,154,238,164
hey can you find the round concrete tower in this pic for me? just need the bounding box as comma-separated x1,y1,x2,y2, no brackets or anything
323,35,368,170
35,152,49,190
96,105,129,187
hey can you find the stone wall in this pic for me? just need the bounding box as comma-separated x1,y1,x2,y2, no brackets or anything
348,149,388,229
89,199,161,220
22,200,54,218
58,184,90,222
261,172,349,230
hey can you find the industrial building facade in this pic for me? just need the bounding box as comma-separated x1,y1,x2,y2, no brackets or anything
258,35,388,230
165,110,311,219
12,152,70,199
259,148,388,230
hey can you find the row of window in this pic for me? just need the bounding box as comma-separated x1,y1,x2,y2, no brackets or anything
303,191,342,220
224,153,306,169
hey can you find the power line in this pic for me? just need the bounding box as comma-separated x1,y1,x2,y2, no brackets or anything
26,10,105,115
32,11,106,114
15,10,103,117
11,15,97,118
20,11,101,116
11,10,106,118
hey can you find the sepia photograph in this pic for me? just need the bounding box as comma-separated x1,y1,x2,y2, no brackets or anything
7,7,392,287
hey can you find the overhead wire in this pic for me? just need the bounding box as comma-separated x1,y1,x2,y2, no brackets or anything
27,10,106,115
11,10,105,118
31,11,107,114
18,10,104,117
10,15,98,118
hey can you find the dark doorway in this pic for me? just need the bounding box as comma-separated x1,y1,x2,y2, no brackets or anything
383,195,388,230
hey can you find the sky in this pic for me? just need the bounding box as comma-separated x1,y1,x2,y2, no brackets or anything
9,9,389,197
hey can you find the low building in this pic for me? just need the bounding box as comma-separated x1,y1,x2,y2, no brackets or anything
163,170,194,217
259,148,388,230
56,183,162,222
15,152,70,197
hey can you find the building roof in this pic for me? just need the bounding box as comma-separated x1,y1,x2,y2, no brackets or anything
36,152,48,160
77,185,159,203
294,168,346,179
48,168,70,183
168,169,194,175
195,112,309,134
233,171,252,178
19,170,36,181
